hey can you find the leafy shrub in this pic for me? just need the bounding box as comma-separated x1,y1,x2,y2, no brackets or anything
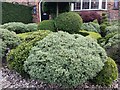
26,23,38,32
92,57,118,86
81,22,100,33
79,11,101,24
100,13,110,37
2,2,32,24
24,31,107,87
55,12,83,34
0,28,21,59
1,22,38,34
0,39,7,57
104,34,120,63
38,20,56,31
79,30,101,40
105,25,119,35
1,22,28,34
7,30,51,76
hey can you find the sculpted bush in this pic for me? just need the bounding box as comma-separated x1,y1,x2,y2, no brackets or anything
55,12,83,33
92,57,118,86
24,31,107,87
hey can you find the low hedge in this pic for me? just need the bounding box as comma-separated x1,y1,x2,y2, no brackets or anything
92,57,118,86
7,30,51,76
1,22,37,34
24,31,107,87
38,20,56,31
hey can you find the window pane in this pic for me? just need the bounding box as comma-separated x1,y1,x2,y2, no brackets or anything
82,1,89,9
74,2,81,10
102,0,106,9
114,0,119,9
91,0,99,9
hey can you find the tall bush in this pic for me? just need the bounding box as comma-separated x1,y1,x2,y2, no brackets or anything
2,2,32,24
24,31,107,87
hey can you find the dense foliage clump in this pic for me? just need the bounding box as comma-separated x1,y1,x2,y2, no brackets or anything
79,30,101,40
38,20,56,31
1,22,37,34
80,22,100,33
7,30,51,75
24,31,107,87
55,12,83,34
92,57,118,86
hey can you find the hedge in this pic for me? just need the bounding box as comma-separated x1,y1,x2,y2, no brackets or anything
2,2,33,24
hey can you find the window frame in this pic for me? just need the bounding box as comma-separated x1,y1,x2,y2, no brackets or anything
113,0,119,10
71,0,107,11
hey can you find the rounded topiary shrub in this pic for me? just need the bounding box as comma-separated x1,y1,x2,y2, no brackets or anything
81,22,100,33
24,31,107,87
92,57,118,86
1,22,28,34
38,20,56,31
55,12,83,34
7,30,51,76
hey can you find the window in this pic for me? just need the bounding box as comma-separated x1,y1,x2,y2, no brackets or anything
72,0,107,11
114,0,119,9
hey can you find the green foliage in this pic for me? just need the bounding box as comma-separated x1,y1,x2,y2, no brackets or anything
93,19,99,24
105,25,119,35
100,13,110,37
7,30,51,76
0,39,7,57
38,20,56,31
79,30,101,40
42,2,70,19
1,22,28,34
81,22,100,33
0,28,21,58
1,22,38,34
24,31,107,87
55,12,83,34
92,57,118,86
26,23,38,32
2,2,32,24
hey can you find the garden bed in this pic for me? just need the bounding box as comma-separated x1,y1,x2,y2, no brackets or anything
1,66,119,89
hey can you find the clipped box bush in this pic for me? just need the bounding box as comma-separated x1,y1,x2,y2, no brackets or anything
0,28,21,58
81,22,100,33
0,39,7,57
7,30,51,76
79,30,101,40
38,20,56,31
55,12,83,34
92,57,118,86
24,31,107,87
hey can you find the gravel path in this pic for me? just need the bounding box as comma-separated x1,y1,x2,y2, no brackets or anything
0,66,119,89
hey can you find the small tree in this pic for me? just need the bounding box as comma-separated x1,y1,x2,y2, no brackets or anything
42,2,70,19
